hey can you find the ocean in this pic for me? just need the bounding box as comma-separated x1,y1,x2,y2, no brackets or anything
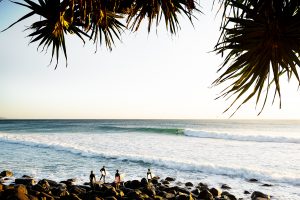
0,119,299,199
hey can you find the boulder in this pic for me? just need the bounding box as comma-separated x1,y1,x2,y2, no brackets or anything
248,178,258,182
140,178,148,187
162,180,170,185
15,184,30,200
222,191,237,200
164,192,176,199
69,185,86,195
124,180,132,188
251,191,270,200
143,183,156,197
244,190,250,194
0,170,13,177
198,189,214,200
154,195,164,200
261,184,272,187
221,184,231,190
104,186,118,197
176,193,194,200
130,180,141,189
209,187,222,197
151,179,159,185
173,186,190,195
15,178,36,186
166,177,176,182
191,188,200,196
185,182,193,187
197,182,208,191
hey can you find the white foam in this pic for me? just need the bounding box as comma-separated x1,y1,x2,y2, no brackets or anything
0,132,299,186
184,129,300,144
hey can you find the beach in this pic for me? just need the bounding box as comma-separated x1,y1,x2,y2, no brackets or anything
0,120,299,199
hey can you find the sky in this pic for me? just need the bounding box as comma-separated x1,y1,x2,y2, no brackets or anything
1,1,300,119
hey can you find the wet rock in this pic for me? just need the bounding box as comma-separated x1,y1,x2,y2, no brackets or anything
143,183,156,197
191,188,200,196
166,177,176,182
162,180,170,185
210,187,222,197
69,185,86,195
244,190,250,194
130,180,141,189
176,193,193,200
251,191,270,200
164,192,176,199
140,178,148,187
173,186,190,195
261,184,272,187
15,178,36,186
198,189,214,200
185,182,193,187
221,184,231,190
248,178,258,182
151,179,159,185
0,170,13,177
154,195,164,200
104,186,117,197
222,191,237,200
197,182,208,191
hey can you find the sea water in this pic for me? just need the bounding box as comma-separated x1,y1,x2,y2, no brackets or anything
0,120,299,199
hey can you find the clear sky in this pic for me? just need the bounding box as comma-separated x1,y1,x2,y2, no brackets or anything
1,1,300,119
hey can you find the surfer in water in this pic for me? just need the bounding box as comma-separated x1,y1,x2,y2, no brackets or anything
115,169,121,190
89,171,96,189
147,168,153,182
99,166,106,183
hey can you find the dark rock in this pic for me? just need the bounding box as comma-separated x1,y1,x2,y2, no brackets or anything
15,178,36,186
0,170,13,177
141,178,148,187
130,180,141,189
162,180,170,185
105,196,117,200
198,189,214,200
251,191,270,200
124,180,132,188
151,179,159,185
44,179,59,187
176,193,193,200
143,183,156,197
37,179,51,193
69,185,86,195
222,191,237,200
127,189,142,199
248,178,258,182
191,188,200,196
154,195,164,200
185,182,193,187
22,175,33,179
244,190,250,194
164,192,176,199
221,184,231,190
51,186,69,197
261,184,272,187
197,182,208,191
166,177,176,182
210,187,222,197
173,186,190,195
104,186,117,197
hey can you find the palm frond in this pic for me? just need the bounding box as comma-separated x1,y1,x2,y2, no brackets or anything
214,0,300,115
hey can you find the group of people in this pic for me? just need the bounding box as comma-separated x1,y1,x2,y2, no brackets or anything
89,166,153,189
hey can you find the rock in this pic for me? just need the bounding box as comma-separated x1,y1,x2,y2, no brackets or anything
249,178,258,182
0,183,3,192
221,184,231,190
140,178,148,187
154,195,164,200
130,179,141,189
162,180,170,185
105,196,117,200
197,182,208,191
209,187,222,197
143,183,156,197
176,193,194,200
39,191,55,200
151,179,159,185
166,177,176,182
15,178,36,186
124,180,132,188
191,188,200,196
104,186,118,197
15,184,30,200
251,191,270,200
173,186,190,195
44,179,59,187
176,181,183,186
69,185,86,195
0,170,13,177
244,190,250,194
261,184,272,187
198,189,214,200
127,189,142,199
185,182,193,187
164,192,176,199
222,191,237,200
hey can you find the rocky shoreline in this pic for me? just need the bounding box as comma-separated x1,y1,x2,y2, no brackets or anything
0,170,271,200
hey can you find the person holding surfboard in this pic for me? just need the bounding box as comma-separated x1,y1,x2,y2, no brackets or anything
99,166,106,183
147,168,153,182
115,169,121,190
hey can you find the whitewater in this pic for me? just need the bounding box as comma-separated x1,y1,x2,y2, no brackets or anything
0,120,299,200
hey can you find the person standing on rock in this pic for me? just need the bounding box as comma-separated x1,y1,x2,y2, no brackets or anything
89,171,96,189
147,168,153,182
99,166,106,183
115,169,121,190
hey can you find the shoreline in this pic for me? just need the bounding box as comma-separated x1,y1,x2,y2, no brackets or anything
0,170,271,200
